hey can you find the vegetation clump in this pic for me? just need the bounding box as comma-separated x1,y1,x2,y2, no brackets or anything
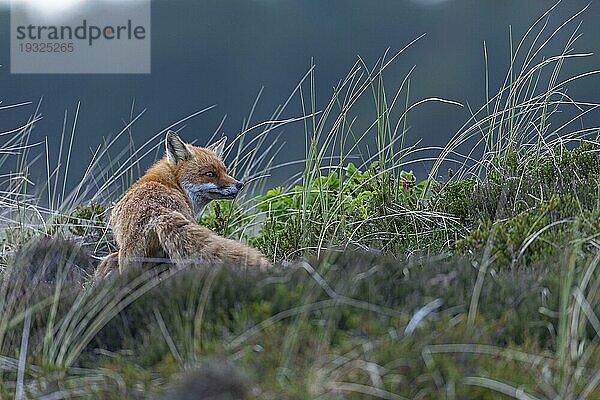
446,142,600,268
250,163,442,259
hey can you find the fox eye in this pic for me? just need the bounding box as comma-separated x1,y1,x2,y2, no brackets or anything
204,171,216,177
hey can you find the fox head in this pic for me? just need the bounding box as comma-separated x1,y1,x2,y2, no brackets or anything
165,130,243,214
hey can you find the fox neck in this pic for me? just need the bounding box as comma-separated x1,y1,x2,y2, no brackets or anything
141,158,209,215
182,183,212,215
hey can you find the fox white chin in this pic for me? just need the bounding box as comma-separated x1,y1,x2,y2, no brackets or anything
181,181,239,215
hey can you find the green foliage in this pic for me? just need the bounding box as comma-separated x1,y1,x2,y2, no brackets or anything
242,141,600,271
434,142,600,269
252,162,450,260
43,202,107,240
455,205,556,268
198,200,252,238
436,178,475,222
67,202,107,237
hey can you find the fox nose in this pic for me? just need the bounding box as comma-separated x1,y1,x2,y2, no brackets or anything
235,181,244,190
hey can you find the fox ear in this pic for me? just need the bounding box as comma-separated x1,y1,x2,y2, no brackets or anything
165,130,191,164
206,136,227,159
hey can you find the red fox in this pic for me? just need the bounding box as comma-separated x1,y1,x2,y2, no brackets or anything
96,130,270,278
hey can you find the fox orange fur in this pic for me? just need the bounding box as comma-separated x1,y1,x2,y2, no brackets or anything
96,131,270,278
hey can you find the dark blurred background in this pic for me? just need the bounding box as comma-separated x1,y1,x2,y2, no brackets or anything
1,0,599,191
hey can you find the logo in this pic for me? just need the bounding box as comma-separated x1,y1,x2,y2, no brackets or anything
10,1,151,74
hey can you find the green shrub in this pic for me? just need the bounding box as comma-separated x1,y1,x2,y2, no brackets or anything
252,163,451,260
434,143,600,268
198,200,253,239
